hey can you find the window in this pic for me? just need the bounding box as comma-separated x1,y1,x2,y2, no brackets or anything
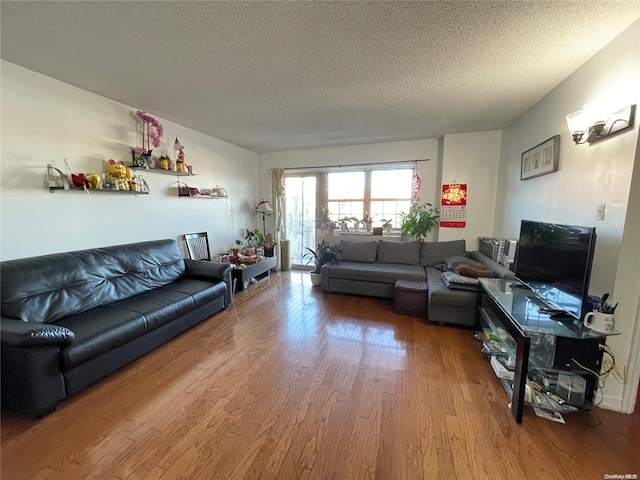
325,167,413,230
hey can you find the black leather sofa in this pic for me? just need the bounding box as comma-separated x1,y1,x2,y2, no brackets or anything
1,239,231,418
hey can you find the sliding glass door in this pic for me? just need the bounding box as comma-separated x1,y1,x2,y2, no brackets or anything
285,176,316,268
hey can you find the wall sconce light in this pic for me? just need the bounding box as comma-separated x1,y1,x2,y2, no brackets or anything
566,103,635,145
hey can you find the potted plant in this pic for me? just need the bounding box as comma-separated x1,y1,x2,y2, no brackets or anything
318,205,336,234
381,219,393,235
304,239,342,285
242,228,265,247
361,212,375,232
399,198,440,240
339,216,359,232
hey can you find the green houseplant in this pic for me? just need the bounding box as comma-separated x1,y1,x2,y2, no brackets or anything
242,228,265,247
399,199,440,240
304,239,342,285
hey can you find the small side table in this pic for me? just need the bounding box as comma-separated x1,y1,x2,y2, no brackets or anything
232,256,278,292
394,280,428,317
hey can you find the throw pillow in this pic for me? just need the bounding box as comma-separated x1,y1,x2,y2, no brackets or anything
454,263,496,278
445,255,482,271
441,271,481,292
441,270,479,285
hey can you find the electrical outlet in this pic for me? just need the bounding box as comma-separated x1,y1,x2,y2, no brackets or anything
230,204,235,214
596,204,605,221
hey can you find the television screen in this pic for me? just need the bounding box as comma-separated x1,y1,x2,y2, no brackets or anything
514,220,596,321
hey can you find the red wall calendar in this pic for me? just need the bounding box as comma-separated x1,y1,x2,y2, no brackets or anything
441,183,468,228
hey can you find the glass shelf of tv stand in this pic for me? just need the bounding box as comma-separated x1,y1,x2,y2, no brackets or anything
481,302,594,415
479,307,517,362
478,278,620,339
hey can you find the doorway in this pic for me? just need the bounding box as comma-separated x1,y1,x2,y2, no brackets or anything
284,175,316,268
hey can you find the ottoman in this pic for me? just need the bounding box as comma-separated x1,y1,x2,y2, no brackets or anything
394,280,428,317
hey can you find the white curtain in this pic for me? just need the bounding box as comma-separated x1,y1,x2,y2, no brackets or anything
271,168,285,267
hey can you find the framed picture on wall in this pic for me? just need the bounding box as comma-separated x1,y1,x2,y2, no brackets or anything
521,135,560,181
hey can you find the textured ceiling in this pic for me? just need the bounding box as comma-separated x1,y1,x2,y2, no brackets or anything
2,1,640,153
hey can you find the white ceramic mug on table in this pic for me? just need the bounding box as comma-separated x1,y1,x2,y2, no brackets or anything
583,311,615,333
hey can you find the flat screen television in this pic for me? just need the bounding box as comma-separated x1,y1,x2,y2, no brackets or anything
514,220,597,322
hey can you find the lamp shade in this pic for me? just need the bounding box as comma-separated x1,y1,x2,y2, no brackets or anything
566,110,586,135
256,199,273,213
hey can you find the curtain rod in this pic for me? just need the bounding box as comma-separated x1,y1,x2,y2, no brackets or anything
272,158,430,171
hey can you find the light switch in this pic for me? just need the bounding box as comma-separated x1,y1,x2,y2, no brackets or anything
596,204,605,221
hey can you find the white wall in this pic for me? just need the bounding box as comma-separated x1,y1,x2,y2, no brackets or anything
0,61,258,260
494,19,640,411
439,131,502,248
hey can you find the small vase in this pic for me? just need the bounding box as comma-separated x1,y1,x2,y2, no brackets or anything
366,222,373,232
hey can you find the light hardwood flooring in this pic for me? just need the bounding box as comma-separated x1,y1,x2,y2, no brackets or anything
2,271,639,479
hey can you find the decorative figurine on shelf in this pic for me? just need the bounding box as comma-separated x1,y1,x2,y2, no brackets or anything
158,155,170,170
71,173,86,188
106,159,130,190
132,110,163,165
174,136,186,173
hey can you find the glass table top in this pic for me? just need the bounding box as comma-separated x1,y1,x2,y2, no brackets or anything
479,278,619,339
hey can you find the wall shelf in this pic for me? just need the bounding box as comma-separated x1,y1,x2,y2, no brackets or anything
177,180,228,199
131,166,194,177
47,164,149,195
49,186,149,195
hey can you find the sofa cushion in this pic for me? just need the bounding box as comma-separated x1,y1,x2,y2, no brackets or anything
162,279,227,308
0,240,187,324
324,261,426,283
0,252,99,324
339,241,378,263
56,308,148,369
420,240,467,267
426,267,477,307
75,240,186,308
376,240,420,265
106,288,195,331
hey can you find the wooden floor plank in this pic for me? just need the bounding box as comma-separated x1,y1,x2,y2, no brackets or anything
2,271,638,480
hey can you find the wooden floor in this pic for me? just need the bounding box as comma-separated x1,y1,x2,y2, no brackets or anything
2,271,638,479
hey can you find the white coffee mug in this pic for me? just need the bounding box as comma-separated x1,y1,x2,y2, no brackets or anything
583,311,615,333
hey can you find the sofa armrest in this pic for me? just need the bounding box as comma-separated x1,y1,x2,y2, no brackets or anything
184,259,231,280
1,318,74,347
1,318,69,417
470,251,516,280
184,260,233,306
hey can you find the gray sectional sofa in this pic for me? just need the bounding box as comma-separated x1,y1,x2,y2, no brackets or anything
321,239,515,326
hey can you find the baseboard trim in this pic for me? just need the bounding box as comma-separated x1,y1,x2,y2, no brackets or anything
596,393,625,413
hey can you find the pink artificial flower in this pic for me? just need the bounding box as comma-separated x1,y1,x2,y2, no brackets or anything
134,110,163,151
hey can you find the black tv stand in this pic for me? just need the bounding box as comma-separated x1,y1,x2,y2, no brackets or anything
475,278,618,424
